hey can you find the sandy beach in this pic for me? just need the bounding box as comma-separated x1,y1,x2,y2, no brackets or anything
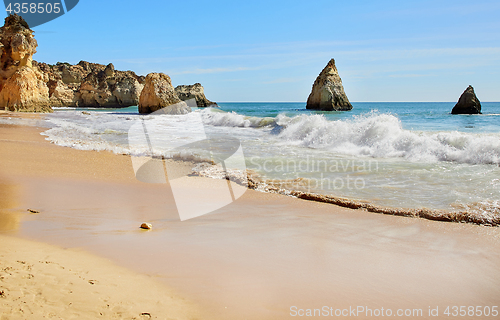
0,235,201,319
0,121,202,319
1,116,500,319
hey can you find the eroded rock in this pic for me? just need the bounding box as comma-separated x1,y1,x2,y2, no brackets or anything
451,85,481,114
175,83,217,108
0,14,51,112
37,61,144,108
139,73,190,114
306,59,352,111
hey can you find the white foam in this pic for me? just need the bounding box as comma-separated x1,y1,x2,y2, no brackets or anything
274,112,500,165
200,108,275,128
32,108,500,215
41,109,500,166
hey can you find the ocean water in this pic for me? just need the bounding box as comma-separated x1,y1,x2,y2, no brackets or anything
3,102,500,219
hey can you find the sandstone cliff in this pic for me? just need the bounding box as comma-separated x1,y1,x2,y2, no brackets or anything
451,85,481,114
35,60,144,108
175,83,217,108
306,59,352,111
0,14,214,112
0,14,145,111
139,73,190,114
0,14,51,112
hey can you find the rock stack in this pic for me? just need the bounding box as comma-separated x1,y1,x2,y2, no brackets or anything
0,14,51,112
306,59,352,111
138,73,191,114
175,83,217,108
139,77,218,114
451,85,481,114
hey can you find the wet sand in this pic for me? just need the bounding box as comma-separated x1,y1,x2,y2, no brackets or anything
1,121,500,319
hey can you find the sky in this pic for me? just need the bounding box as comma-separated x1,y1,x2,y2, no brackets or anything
2,0,500,102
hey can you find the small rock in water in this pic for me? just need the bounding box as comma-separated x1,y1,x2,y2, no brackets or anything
140,222,152,230
27,209,39,214
451,85,482,114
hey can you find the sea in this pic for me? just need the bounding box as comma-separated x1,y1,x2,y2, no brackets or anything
3,102,500,221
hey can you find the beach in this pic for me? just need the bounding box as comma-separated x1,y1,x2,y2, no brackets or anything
1,116,500,319
0,235,201,319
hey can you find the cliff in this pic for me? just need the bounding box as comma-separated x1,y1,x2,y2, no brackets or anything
0,14,51,112
0,14,214,112
306,59,352,111
35,60,144,108
0,14,145,111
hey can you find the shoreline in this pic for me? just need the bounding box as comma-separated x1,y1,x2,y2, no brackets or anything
0,121,204,319
1,114,500,319
4,108,498,227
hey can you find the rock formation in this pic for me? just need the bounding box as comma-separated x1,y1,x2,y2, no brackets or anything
306,59,352,111
0,14,144,111
139,73,191,114
35,60,144,108
175,83,217,108
451,85,481,114
0,14,214,113
0,14,51,112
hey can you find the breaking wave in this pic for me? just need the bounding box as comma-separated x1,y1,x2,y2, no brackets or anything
273,112,500,165
200,108,276,128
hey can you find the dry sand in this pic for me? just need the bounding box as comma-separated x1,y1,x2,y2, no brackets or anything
0,235,200,320
1,118,500,319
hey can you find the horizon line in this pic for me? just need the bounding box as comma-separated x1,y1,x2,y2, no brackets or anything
215,101,500,103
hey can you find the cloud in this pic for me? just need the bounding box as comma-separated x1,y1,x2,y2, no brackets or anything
388,74,433,78
262,77,304,84
169,66,258,75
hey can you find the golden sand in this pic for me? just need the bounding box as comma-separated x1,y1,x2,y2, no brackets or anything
0,235,200,319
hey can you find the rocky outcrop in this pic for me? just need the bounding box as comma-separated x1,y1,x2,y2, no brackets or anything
175,83,217,108
451,85,481,114
0,66,51,112
0,14,214,112
36,60,144,108
0,14,144,111
0,14,51,112
306,59,352,111
139,73,190,114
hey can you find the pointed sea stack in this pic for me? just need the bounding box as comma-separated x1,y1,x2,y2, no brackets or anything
306,59,352,111
451,85,481,114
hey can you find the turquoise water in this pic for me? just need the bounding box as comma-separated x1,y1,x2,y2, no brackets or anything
217,102,500,133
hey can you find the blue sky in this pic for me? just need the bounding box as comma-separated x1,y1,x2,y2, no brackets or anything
3,0,500,102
